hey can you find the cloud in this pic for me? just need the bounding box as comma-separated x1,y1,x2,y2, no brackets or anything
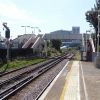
0,1,42,24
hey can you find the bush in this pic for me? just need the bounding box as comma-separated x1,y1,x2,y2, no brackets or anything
47,50,51,56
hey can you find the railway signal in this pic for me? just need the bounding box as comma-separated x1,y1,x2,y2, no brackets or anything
2,22,10,71
3,22,10,39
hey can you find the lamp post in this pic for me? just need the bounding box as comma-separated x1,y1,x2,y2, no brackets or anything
95,10,100,68
86,30,90,52
84,30,91,61
31,27,38,34
42,34,47,57
97,12,100,56
95,29,97,52
21,26,30,34
82,33,85,51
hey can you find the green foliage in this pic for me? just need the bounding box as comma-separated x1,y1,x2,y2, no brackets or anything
47,40,51,47
66,48,81,60
51,39,62,51
47,50,51,56
0,58,46,72
86,10,98,30
85,0,100,51
73,50,81,61
85,0,100,32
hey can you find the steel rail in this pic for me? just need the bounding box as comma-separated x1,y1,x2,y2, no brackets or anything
0,53,73,100
35,54,74,100
0,53,69,88
0,59,51,77
0,59,55,88
0,53,67,77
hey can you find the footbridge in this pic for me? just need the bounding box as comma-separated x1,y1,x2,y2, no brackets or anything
22,34,45,51
82,33,95,61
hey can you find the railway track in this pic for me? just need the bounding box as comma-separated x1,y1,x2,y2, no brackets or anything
0,58,54,77
0,58,59,83
0,54,66,78
0,53,73,100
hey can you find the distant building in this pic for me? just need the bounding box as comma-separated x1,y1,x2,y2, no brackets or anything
72,27,80,34
44,28,82,44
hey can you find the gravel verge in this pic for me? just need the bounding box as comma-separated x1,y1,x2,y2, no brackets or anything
8,59,69,100
0,59,53,82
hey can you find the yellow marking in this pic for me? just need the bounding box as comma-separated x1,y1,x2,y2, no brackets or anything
38,61,70,100
60,62,74,100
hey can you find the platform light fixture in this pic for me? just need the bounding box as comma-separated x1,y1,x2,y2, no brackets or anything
21,26,30,34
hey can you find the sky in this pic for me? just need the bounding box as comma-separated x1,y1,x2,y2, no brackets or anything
0,0,95,39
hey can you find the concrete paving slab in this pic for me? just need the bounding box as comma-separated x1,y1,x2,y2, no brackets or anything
80,61,100,100
39,61,70,100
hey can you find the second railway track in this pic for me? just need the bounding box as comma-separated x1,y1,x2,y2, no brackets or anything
0,53,73,100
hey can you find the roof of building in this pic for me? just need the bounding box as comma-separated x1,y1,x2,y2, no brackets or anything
13,34,36,43
50,30,72,34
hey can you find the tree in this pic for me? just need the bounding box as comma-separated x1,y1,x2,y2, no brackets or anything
51,39,62,51
85,0,100,51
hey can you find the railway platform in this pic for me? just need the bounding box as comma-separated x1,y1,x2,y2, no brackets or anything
39,60,100,100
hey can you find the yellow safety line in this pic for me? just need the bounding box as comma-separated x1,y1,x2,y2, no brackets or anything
60,62,74,100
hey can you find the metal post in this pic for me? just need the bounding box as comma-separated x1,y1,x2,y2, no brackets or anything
95,10,100,68
95,30,97,51
34,28,35,34
45,39,47,57
25,27,26,34
6,39,9,62
82,34,85,51
31,27,39,35
2,22,11,72
85,30,91,61
86,31,87,52
86,30,90,51
97,11,100,56
21,26,30,34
